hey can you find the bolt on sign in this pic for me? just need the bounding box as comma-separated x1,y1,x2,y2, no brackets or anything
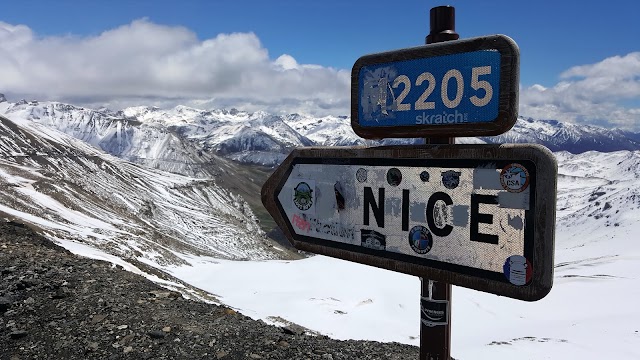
351,35,519,139
262,144,557,301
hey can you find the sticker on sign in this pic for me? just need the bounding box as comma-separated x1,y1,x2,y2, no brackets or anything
262,144,556,301
351,35,519,139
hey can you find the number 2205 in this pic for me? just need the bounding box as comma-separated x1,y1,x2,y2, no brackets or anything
392,66,494,111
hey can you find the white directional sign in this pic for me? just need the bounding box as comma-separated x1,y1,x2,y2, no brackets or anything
262,144,557,301
283,162,530,273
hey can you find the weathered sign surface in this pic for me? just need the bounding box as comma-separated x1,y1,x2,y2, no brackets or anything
262,144,556,301
351,35,519,139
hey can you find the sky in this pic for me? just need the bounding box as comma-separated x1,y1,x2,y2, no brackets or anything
0,0,639,130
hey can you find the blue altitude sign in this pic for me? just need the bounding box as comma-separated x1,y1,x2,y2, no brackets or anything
359,51,500,126
351,35,519,139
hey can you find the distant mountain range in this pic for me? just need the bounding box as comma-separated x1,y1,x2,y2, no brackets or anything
2,95,639,356
2,96,639,169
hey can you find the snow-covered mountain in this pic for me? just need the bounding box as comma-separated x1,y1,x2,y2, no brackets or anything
57,149,640,360
2,97,639,168
1,95,639,358
0,100,228,178
0,113,284,266
0,99,285,230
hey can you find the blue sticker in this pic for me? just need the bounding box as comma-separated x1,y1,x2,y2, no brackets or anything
409,226,433,254
441,170,461,189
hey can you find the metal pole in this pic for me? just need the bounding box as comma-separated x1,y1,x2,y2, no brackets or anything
420,5,458,360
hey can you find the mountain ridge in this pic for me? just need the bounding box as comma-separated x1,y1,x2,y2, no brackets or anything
1,96,640,358
2,97,639,169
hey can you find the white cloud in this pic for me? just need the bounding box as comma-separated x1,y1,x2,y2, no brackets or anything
3,20,638,127
274,54,299,70
0,20,350,115
520,52,640,130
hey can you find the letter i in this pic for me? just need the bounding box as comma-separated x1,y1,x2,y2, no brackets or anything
402,189,409,231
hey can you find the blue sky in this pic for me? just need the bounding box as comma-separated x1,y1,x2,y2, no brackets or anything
1,0,639,129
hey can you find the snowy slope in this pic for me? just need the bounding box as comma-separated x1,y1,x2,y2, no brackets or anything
282,113,361,146
18,130,636,359
58,150,640,359
160,150,640,359
0,114,282,264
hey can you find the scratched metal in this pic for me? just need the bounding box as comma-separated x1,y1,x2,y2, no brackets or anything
280,163,528,274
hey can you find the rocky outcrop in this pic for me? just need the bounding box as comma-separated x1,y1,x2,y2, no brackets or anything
0,222,418,359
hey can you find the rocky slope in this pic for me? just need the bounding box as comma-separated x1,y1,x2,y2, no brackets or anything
0,113,285,266
0,221,418,360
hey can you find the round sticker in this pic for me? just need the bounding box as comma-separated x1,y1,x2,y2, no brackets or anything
500,164,530,193
503,255,532,286
441,170,461,189
408,226,433,254
356,168,368,183
387,168,402,186
293,182,314,211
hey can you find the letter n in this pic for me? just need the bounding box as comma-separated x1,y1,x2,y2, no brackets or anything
364,187,384,228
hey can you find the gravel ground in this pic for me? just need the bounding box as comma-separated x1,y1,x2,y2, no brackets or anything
0,221,419,359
